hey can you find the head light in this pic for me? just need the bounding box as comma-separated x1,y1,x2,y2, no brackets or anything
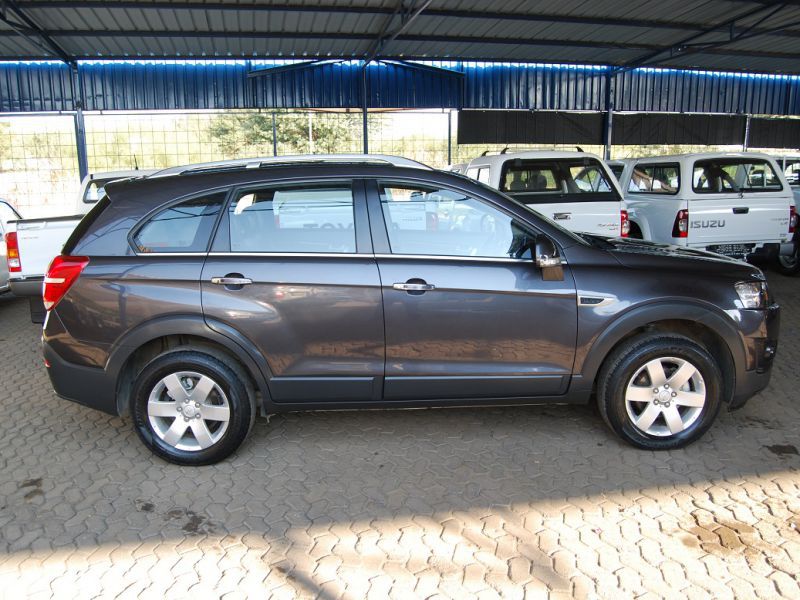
735,281,768,309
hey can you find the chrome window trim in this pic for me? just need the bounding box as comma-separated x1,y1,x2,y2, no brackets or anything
375,253,568,265
208,252,366,258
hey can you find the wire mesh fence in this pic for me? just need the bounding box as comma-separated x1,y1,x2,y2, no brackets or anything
3,108,790,219
0,115,80,218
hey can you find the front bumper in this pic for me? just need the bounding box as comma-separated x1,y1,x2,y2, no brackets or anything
730,302,780,409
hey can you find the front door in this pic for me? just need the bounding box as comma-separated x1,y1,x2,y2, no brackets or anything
368,180,578,401
201,179,384,403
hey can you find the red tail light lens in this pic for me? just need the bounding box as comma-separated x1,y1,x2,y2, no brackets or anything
5,231,21,272
620,210,630,237
672,209,689,238
43,255,89,311
790,205,797,234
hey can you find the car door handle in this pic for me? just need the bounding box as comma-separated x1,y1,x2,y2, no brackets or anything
211,276,253,286
393,281,435,292
732,207,749,214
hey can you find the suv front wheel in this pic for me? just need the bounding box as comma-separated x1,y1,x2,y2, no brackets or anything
597,334,723,450
131,350,255,465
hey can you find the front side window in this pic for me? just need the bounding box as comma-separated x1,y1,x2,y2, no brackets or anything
628,164,680,195
693,159,782,193
379,183,533,259
133,192,225,253
499,159,618,203
228,183,356,253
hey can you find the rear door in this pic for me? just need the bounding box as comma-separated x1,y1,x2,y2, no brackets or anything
689,157,791,249
200,179,385,404
499,159,622,236
368,179,577,401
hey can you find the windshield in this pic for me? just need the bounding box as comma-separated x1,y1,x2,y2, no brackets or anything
499,158,619,204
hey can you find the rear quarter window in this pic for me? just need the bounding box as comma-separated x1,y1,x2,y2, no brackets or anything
132,193,226,253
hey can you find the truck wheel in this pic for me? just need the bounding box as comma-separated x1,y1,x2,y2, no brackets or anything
776,248,800,276
131,351,255,465
597,334,722,450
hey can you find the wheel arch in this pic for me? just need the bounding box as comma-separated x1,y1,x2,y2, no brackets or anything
105,315,272,416
580,302,743,405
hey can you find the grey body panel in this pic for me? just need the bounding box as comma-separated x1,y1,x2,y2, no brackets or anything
42,163,779,417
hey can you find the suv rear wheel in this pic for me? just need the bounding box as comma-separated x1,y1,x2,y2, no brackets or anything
131,350,255,465
597,334,722,450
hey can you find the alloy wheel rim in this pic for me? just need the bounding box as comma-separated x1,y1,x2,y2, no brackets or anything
624,356,706,437
147,371,230,451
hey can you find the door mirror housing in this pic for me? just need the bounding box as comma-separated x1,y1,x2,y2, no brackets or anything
534,235,564,281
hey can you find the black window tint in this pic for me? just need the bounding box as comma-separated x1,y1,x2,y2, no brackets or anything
628,164,680,195
380,183,533,259
229,183,355,253
133,193,225,253
692,159,782,193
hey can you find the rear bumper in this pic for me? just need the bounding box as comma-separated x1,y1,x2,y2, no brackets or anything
730,303,780,409
43,340,118,416
749,242,795,259
9,276,42,296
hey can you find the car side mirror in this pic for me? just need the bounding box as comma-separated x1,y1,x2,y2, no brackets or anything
534,236,564,281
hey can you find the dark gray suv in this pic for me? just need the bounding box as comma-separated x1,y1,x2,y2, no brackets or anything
42,157,780,465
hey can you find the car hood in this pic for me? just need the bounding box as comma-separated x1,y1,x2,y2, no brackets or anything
580,235,764,278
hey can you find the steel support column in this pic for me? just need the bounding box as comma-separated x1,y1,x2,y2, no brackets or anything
71,65,88,180
603,70,616,160
743,114,752,150
362,65,369,154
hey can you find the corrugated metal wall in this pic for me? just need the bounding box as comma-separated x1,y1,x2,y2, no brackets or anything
0,59,798,116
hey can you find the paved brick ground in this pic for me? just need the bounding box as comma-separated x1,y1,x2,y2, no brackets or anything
0,273,799,599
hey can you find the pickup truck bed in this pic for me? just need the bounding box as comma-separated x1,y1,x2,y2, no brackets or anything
8,214,83,318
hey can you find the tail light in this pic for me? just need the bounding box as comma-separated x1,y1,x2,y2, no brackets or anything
5,232,21,272
620,210,630,238
790,205,797,234
672,209,689,238
43,255,89,311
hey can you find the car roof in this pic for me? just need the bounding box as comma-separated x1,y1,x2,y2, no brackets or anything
84,169,158,182
466,150,606,167
625,152,777,164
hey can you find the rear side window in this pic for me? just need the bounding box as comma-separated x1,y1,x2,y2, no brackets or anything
628,164,680,195
693,159,782,193
133,193,225,253
228,183,356,253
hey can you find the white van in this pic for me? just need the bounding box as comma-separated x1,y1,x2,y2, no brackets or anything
464,151,628,237
617,153,795,262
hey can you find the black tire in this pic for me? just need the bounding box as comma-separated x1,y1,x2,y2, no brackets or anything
131,350,255,465
597,333,723,450
775,247,800,276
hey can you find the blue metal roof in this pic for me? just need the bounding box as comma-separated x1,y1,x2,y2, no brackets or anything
0,59,798,116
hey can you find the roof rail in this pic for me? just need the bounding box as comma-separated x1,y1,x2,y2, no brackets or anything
150,154,432,177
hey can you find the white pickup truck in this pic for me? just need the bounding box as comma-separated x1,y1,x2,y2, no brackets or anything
7,169,153,319
616,153,795,266
0,199,22,294
773,156,800,274
464,151,629,237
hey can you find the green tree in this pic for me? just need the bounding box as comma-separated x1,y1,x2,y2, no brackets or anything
208,111,368,156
